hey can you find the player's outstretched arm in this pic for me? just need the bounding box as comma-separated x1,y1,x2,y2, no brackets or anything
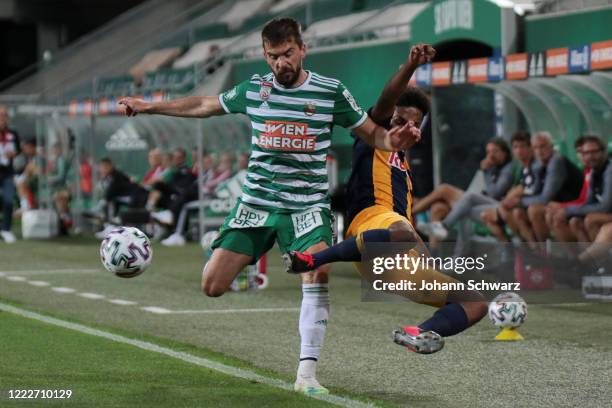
353,117,421,152
118,95,225,118
370,44,435,123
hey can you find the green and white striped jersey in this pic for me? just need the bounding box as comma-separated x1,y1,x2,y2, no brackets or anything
218,70,367,211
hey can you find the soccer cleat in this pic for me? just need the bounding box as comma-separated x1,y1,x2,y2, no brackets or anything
392,326,444,354
151,210,174,226
161,233,186,247
0,230,16,244
416,221,448,240
283,251,315,273
294,376,329,396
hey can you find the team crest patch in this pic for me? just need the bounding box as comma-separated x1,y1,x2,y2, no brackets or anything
303,102,316,116
291,209,324,238
260,81,273,101
229,203,270,228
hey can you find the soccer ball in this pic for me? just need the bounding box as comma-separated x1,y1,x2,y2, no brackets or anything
100,226,152,278
488,292,527,328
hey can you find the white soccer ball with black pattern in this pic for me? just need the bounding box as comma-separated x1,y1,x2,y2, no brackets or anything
99,226,152,278
488,292,527,328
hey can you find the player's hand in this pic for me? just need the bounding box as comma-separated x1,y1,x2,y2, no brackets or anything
118,97,149,117
480,157,494,170
408,44,435,68
386,121,421,151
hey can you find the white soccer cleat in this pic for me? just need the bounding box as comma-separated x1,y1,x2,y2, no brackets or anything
151,210,174,226
94,224,118,239
294,376,329,396
0,230,16,244
161,233,186,247
416,221,448,240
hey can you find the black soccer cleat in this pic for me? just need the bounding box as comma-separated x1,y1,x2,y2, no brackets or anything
283,251,316,273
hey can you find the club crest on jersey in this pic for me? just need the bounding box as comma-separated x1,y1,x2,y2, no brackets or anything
260,81,273,101
303,102,316,116
388,152,408,172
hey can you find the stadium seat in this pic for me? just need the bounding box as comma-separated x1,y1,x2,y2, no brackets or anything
219,0,273,30
353,2,428,38
173,38,235,69
129,47,184,85
303,10,378,39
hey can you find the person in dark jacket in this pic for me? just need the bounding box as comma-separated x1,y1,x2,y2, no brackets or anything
0,105,20,243
503,132,582,243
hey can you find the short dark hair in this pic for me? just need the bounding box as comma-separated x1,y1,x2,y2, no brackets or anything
100,157,113,165
511,131,531,146
261,17,303,47
23,138,36,146
577,135,605,151
396,86,430,115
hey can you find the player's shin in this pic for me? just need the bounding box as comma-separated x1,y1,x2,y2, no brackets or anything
296,282,329,393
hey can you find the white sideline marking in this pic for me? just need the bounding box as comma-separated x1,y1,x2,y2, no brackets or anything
0,269,99,276
108,299,138,306
28,280,51,287
141,306,172,314
51,287,76,294
0,272,5,277
78,293,106,300
6,276,27,282
171,307,301,314
0,302,375,408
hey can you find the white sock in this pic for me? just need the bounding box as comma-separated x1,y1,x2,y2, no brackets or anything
298,283,329,378
20,198,29,210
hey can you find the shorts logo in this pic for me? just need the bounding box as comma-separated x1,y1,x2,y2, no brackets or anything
258,120,316,152
291,209,324,238
229,203,269,228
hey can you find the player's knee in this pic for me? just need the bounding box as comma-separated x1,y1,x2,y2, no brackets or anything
568,216,582,230
388,222,419,243
583,214,597,230
202,279,225,297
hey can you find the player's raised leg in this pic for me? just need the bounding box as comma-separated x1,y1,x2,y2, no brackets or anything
201,247,252,297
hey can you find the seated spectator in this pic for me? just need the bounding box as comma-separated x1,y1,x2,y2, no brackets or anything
47,143,71,234
480,131,536,245
578,222,612,271
544,136,611,246
90,158,147,235
145,148,195,211
141,148,165,189
497,132,582,244
417,137,514,243
203,153,233,194
158,153,236,246
15,139,41,211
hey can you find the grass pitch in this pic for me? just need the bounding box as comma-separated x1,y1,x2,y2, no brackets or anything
1,236,611,408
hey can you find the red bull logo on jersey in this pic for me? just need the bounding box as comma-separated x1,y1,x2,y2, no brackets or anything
388,152,408,172
259,120,316,151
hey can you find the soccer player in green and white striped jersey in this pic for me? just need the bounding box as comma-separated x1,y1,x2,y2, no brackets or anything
119,17,419,396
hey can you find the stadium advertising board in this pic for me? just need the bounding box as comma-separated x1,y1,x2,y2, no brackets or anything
467,58,488,83
568,45,590,73
591,40,612,70
487,57,504,82
431,62,451,86
505,53,528,80
545,48,569,76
